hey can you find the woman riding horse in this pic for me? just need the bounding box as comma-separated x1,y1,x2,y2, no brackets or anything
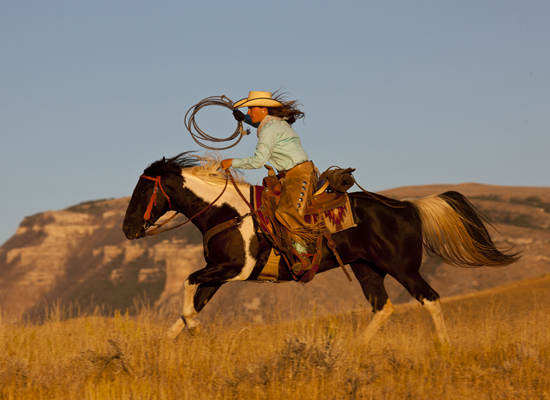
220,91,320,275
123,150,521,344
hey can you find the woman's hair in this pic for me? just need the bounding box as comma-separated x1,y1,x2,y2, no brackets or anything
266,91,305,125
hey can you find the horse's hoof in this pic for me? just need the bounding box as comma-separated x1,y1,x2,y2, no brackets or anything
188,325,202,336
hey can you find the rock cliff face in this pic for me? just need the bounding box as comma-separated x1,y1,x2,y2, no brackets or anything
0,198,204,321
1,184,549,324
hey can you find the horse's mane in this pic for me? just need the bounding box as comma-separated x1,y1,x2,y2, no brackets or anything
144,151,247,185
144,152,198,176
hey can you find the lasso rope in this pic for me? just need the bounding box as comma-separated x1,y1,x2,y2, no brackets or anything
184,95,250,150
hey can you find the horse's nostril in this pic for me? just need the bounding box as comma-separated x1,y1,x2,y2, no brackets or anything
122,223,133,237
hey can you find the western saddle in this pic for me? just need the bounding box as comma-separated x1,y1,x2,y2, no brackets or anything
256,166,357,284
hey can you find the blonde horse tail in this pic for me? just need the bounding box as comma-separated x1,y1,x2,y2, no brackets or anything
405,191,521,268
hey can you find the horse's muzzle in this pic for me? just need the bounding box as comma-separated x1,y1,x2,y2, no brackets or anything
122,221,146,240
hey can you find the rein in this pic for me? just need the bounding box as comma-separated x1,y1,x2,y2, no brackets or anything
139,170,290,266
139,174,229,236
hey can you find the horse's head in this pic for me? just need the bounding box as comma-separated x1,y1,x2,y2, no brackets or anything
122,153,193,239
122,151,245,239
122,176,169,239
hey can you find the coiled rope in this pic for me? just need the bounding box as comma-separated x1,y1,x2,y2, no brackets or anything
184,95,250,150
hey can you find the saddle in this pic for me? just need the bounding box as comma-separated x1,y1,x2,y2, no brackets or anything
253,166,357,283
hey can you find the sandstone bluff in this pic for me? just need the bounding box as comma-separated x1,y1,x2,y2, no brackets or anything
1,183,550,323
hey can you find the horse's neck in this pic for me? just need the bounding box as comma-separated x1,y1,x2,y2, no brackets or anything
178,172,251,232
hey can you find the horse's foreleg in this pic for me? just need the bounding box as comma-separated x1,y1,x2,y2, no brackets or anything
182,279,201,331
166,280,225,339
166,316,186,340
422,298,450,345
166,279,198,339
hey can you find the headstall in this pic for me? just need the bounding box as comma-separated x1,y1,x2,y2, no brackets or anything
140,175,172,220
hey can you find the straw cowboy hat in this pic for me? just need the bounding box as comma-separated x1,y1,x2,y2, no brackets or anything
233,91,283,108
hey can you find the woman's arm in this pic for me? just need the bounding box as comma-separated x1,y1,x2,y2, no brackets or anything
231,128,276,169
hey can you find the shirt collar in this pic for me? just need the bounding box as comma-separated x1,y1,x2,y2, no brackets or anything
257,115,287,135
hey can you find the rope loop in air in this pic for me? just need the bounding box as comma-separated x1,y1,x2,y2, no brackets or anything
184,95,249,151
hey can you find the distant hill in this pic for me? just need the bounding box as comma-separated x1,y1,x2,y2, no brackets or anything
1,183,549,323
441,272,550,313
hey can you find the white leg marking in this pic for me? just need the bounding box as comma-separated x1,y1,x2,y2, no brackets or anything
362,300,394,344
166,279,200,339
182,279,200,330
166,316,185,340
422,298,450,345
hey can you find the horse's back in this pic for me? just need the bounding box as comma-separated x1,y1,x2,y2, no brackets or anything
334,192,423,270
348,191,418,227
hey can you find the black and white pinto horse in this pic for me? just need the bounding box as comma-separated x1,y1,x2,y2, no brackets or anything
122,153,520,344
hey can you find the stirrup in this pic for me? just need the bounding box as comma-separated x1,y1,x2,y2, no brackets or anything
291,253,311,276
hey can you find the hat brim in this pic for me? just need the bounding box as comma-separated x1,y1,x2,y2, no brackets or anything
233,97,283,108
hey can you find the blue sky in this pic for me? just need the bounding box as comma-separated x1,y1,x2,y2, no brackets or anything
1,1,549,245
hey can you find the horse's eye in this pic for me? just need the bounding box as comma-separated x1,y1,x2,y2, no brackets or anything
140,189,147,195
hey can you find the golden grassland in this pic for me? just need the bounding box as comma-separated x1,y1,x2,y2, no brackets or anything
2,275,550,400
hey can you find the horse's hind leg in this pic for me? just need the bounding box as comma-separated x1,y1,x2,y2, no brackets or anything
422,298,449,345
351,262,394,344
396,270,450,345
166,280,225,339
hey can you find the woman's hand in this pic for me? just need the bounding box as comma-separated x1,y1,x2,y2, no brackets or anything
220,159,233,170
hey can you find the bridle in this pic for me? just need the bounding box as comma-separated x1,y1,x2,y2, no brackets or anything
141,175,172,221
139,174,228,236
138,170,285,263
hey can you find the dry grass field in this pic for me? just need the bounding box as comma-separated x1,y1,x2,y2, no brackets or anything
2,274,550,400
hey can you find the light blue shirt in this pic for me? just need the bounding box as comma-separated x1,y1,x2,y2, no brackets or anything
232,118,308,172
